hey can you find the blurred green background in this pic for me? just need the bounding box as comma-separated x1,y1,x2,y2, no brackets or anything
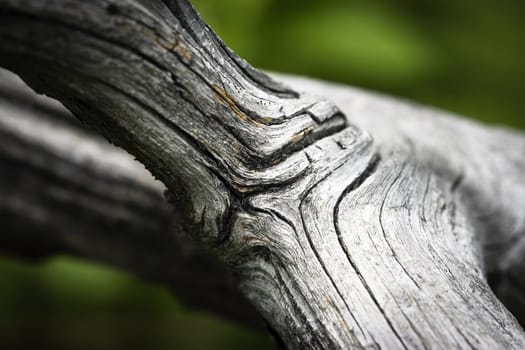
1,0,524,349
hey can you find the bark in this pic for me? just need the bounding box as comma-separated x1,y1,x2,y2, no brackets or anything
0,0,524,349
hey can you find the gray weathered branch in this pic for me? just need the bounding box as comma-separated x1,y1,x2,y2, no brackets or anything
0,0,524,349
0,69,258,327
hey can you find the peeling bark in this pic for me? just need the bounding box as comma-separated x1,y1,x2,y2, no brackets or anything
0,0,524,349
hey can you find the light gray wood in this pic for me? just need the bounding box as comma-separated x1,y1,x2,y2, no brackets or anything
0,0,524,349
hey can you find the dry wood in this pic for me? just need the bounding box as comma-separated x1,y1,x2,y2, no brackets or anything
0,69,258,326
0,0,524,348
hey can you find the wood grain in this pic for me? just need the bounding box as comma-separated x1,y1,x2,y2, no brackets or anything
0,0,524,348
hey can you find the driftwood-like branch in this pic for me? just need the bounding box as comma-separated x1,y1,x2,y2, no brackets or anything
0,0,524,349
0,69,259,327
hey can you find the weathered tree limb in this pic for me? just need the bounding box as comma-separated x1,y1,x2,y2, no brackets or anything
0,69,259,327
0,0,524,349
279,74,525,328
277,74,525,346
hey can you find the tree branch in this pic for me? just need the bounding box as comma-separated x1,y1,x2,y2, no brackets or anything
1,1,524,349
0,68,259,327
281,73,525,331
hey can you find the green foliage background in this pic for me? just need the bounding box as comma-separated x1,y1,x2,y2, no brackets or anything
1,0,524,349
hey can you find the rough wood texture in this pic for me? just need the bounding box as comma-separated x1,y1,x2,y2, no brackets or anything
0,69,259,327
0,0,524,349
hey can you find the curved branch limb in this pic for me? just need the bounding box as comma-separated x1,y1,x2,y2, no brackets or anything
0,69,260,327
282,73,525,336
1,1,525,349
0,0,346,245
